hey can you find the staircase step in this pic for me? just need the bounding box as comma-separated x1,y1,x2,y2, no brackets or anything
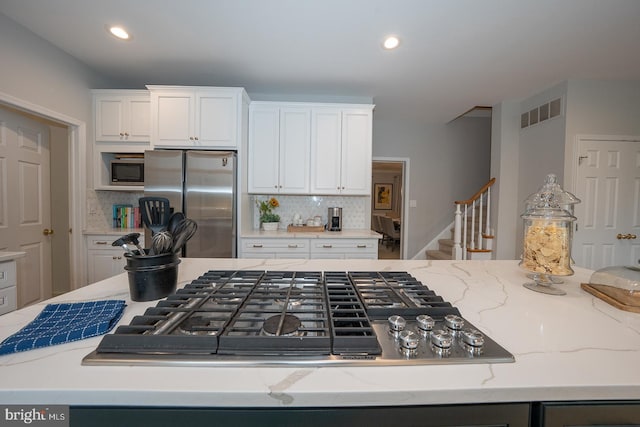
438,238,454,250
426,250,452,260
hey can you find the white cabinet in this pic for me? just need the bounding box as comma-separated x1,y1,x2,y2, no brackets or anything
239,237,378,259
248,103,311,194
92,90,151,191
0,259,18,315
310,107,373,195
148,86,247,148
94,90,150,142
241,239,308,259
309,238,378,259
86,234,145,284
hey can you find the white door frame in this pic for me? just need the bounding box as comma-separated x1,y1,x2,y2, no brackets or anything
571,134,640,268
372,156,410,258
0,90,87,290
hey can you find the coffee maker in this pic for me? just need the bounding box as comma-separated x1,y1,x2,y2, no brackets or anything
327,207,342,231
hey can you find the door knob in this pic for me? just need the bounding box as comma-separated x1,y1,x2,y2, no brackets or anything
617,233,637,240
43,228,54,236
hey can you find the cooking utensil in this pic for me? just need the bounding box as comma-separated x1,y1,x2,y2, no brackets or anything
172,218,198,254
151,230,173,255
112,232,145,256
167,211,186,235
139,197,171,235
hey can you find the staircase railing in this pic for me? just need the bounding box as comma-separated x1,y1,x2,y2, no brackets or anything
452,178,496,260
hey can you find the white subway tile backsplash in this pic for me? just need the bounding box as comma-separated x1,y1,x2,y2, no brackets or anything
251,195,369,230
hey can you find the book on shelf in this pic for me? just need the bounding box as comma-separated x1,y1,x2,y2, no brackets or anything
112,204,140,229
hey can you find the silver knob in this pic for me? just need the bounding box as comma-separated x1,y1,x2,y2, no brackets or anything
461,329,485,348
388,315,406,332
430,329,453,349
416,315,435,334
444,314,464,331
398,330,419,352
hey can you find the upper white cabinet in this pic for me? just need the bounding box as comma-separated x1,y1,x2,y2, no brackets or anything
247,102,373,195
248,103,311,194
94,90,150,143
148,86,248,148
310,106,373,195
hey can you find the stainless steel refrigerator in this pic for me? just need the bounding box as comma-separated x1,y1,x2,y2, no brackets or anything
144,150,237,258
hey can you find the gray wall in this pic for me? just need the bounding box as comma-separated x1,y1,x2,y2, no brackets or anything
492,79,640,260
373,116,492,258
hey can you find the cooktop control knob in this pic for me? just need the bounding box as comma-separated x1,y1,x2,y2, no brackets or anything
388,315,407,333
460,329,485,354
430,329,453,355
444,314,464,333
416,314,435,335
399,330,419,351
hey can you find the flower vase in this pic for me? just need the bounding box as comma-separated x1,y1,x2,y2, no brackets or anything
262,222,279,231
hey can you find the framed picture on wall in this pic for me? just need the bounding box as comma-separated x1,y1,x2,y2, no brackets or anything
374,183,393,210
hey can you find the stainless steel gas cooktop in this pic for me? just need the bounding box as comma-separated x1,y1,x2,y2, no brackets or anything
83,270,514,367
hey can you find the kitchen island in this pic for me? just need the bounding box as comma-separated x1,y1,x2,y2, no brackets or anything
1,259,639,426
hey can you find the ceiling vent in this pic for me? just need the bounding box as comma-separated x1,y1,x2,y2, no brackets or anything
520,97,562,130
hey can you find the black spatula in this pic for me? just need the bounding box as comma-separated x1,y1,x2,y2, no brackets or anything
139,197,171,235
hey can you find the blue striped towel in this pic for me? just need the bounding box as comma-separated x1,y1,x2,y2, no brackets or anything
0,300,125,355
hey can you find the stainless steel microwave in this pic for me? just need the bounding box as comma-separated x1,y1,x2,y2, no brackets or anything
110,159,144,185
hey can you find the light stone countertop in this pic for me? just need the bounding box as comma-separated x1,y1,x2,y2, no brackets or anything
0,252,25,262
241,229,382,239
1,258,639,408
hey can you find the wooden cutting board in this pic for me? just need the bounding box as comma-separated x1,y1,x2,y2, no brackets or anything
581,283,640,313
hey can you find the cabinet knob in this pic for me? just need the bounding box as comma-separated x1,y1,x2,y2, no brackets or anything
124,132,129,137
194,136,199,141
189,137,194,141
119,132,125,137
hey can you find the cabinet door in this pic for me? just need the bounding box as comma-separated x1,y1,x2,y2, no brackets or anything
95,96,125,141
279,108,311,194
248,106,280,193
195,92,237,147
126,97,151,141
340,109,372,195
310,109,342,194
87,250,124,284
152,91,194,146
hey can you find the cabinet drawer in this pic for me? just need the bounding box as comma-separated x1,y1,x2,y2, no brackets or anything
0,260,17,290
310,239,376,252
87,233,119,252
242,239,308,251
0,286,17,315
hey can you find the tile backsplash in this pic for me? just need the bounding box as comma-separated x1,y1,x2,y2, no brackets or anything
85,190,143,230
251,195,369,230
86,190,370,231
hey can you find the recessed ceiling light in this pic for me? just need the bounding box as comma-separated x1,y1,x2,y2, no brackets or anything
108,25,131,41
383,35,400,50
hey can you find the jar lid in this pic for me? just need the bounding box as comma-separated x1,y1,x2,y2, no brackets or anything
522,174,579,220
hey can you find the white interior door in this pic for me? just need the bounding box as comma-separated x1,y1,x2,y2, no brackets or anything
573,136,640,270
0,107,52,307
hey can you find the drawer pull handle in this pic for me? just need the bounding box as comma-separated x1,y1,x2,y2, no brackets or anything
96,241,109,245
357,245,367,248
288,244,298,248
252,244,263,248
323,244,333,248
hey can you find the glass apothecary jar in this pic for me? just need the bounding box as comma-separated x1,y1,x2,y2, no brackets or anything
520,191,576,295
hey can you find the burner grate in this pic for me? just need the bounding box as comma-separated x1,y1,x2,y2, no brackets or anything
325,272,381,355
217,271,331,355
349,272,460,320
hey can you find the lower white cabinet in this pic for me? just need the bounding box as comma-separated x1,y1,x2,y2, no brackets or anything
86,234,145,284
240,237,378,259
309,239,377,259
0,259,18,315
241,239,308,259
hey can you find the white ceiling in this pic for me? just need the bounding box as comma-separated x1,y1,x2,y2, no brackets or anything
1,0,639,124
